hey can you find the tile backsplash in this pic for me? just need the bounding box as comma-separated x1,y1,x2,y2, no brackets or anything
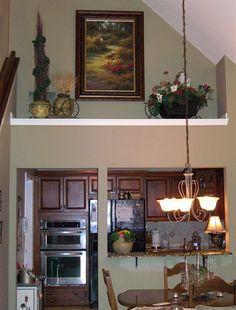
146,221,210,248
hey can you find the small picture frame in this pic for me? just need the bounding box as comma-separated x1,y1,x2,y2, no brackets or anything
76,10,144,101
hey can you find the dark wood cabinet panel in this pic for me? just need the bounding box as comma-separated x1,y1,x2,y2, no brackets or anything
144,169,225,222
38,177,63,211
44,285,89,306
117,176,143,193
145,178,170,221
37,174,88,212
89,176,116,196
64,177,88,210
194,168,225,219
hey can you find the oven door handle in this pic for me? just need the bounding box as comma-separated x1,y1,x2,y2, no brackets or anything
54,251,85,256
45,229,85,234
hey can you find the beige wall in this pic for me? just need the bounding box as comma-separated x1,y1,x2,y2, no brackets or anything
9,0,217,119
0,0,9,66
9,58,236,310
7,0,236,309
0,85,16,309
0,1,12,308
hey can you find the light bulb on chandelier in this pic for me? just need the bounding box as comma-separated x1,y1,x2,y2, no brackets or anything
157,0,219,222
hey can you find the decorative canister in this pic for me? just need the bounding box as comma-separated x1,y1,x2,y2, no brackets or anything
152,228,161,249
112,237,133,253
17,268,35,284
29,100,51,118
53,93,75,118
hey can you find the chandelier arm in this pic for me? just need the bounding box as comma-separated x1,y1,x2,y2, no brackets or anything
190,202,208,221
167,211,189,222
192,180,199,198
178,180,199,198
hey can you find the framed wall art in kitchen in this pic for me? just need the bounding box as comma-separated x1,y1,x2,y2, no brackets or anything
76,10,144,100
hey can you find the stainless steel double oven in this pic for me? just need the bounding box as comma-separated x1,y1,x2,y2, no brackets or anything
40,219,87,285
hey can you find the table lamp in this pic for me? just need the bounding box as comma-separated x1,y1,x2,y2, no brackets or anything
205,216,225,248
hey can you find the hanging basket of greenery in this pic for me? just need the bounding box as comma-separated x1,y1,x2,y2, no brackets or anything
144,71,214,119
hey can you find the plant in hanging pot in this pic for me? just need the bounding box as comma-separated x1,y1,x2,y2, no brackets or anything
109,228,136,254
51,73,79,118
29,11,51,118
144,71,214,119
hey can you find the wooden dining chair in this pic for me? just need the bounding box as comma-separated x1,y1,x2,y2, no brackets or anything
164,262,187,292
102,268,119,310
189,276,236,308
163,262,191,306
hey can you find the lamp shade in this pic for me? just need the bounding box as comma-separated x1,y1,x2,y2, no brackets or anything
197,196,219,211
205,216,225,233
157,198,180,212
178,198,194,212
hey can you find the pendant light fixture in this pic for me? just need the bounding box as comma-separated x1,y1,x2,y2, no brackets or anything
158,0,219,222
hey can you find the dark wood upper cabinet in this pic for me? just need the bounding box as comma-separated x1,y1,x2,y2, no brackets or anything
145,177,170,221
144,169,225,222
38,177,63,211
89,176,116,197
37,174,88,212
64,177,88,210
116,176,143,194
194,168,225,219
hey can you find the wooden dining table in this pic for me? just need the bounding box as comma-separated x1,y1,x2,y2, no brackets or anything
118,289,235,309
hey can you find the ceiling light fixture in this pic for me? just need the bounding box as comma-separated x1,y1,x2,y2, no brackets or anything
157,0,219,222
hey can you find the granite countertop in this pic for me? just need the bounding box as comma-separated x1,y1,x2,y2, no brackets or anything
108,248,231,257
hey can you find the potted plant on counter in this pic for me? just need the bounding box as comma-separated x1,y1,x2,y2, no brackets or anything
144,71,214,119
109,228,135,253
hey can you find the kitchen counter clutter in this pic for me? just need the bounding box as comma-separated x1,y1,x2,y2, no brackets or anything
108,248,232,257
17,280,42,310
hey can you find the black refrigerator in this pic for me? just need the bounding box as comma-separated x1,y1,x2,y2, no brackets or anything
88,199,112,308
109,199,146,252
88,199,145,307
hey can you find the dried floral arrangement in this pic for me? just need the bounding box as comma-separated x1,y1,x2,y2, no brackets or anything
52,73,77,94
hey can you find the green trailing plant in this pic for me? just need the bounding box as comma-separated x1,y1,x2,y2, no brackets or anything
109,228,136,243
32,10,50,101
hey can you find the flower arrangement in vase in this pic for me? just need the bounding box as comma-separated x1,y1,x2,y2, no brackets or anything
145,71,214,119
51,73,79,118
109,228,136,253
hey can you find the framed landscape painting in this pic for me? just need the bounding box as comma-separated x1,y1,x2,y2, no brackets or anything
76,10,144,100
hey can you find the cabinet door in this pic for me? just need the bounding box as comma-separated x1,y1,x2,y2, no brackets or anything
145,178,170,221
194,168,225,219
44,285,89,306
117,176,143,194
38,177,63,211
64,177,88,210
89,176,116,196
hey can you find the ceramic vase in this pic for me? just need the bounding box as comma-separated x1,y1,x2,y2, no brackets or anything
112,237,133,253
29,101,51,118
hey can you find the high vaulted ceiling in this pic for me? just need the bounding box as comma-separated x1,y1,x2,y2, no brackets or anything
143,0,236,65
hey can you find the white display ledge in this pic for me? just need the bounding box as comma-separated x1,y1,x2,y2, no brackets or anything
10,114,229,127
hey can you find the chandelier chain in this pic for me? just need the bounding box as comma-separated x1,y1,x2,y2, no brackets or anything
157,0,219,222
182,0,190,169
